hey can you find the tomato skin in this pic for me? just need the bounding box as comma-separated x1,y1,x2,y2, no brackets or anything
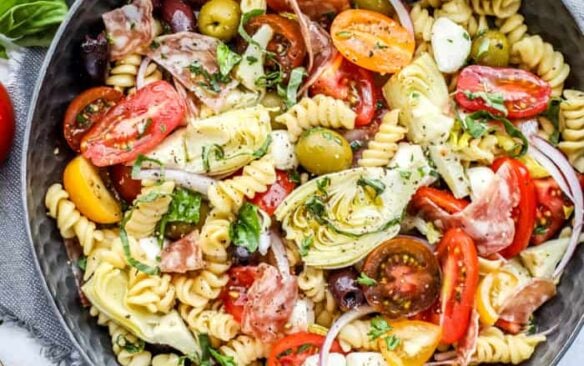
495,319,523,335
63,87,123,152
221,266,258,323
0,83,15,162
310,54,380,126
331,9,414,74
530,177,571,245
492,157,536,258
109,165,143,203
437,228,479,344
455,65,551,119
81,81,186,167
250,170,297,215
410,187,469,215
267,332,343,366
266,0,349,21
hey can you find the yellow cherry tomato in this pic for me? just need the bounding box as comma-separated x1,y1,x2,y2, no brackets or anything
379,320,441,366
476,270,519,326
63,155,122,224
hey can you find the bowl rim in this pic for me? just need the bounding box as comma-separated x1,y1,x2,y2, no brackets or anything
18,0,584,365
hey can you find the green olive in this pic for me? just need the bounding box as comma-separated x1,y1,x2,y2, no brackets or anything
295,128,353,175
198,0,241,41
164,201,210,240
353,0,395,16
260,92,286,129
471,30,510,67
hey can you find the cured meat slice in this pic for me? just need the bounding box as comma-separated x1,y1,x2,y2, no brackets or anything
103,0,154,60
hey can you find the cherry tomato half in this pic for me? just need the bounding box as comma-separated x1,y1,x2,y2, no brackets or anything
0,83,15,162
455,65,551,119
492,157,536,258
311,53,380,126
109,164,142,203
266,0,350,21
379,320,441,366
410,186,470,215
267,332,343,366
246,15,306,78
530,177,572,245
362,236,441,318
81,81,186,167
221,266,258,323
331,9,414,75
63,87,123,152
436,228,479,344
250,170,297,215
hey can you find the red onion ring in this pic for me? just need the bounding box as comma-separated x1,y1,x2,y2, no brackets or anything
389,0,414,36
136,56,151,90
318,305,377,366
287,0,314,72
270,230,291,278
133,169,217,195
527,148,574,202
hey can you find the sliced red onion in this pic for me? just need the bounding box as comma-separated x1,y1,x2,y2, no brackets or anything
134,169,216,195
389,0,414,36
270,230,290,278
299,22,336,95
136,56,151,90
318,306,377,366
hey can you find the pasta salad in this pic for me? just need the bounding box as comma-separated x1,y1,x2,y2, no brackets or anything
44,0,584,365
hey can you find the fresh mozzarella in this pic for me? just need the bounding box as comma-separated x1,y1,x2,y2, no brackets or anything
270,130,299,170
467,166,495,201
428,144,470,198
286,298,315,334
139,237,163,262
303,353,346,366
345,352,387,366
431,17,471,73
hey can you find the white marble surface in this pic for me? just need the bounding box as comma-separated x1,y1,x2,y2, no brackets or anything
0,320,583,365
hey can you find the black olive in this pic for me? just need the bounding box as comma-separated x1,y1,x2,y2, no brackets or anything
230,246,260,266
81,32,109,85
162,0,197,33
328,267,366,312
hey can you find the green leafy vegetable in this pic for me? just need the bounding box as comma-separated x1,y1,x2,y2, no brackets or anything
384,334,401,350
358,177,386,197
229,202,262,253
115,335,145,354
209,348,237,366
0,44,7,60
131,154,164,180
202,144,225,172
463,90,508,116
462,113,489,138
464,111,528,156
157,188,202,244
77,256,87,271
217,42,242,77
252,134,272,159
541,97,563,146
281,67,306,108
190,61,231,93
316,177,331,194
238,9,265,46
368,316,392,340
299,235,314,257
357,272,377,286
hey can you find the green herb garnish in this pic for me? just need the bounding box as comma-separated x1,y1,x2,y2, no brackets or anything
357,272,377,286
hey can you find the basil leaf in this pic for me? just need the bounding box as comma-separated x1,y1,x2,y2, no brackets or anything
299,235,313,257
466,111,528,157
357,272,377,286
462,113,489,138
541,97,563,146
131,154,164,180
77,256,87,271
217,42,242,77
368,317,392,340
202,144,225,172
463,90,508,116
0,44,7,60
384,334,401,351
238,9,265,46
165,188,202,224
115,335,145,354
209,348,237,366
252,134,272,159
229,202,262,253
358,177,386,197
283,67,307,108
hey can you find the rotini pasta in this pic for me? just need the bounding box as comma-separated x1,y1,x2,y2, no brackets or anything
109,321,153,366
496,14,528,56
339,319,380,352
275,95,357,142
411,3,434,44
125,180,175,239
470,0,521,19
449,125,501,163
126,268,177,314
84,229,125,281
358,110,407,167
473,327,545,364
151,354,181,366
179,304,240,341
298,266,327,303
220,335,269,366
314,289,339,328
106,54,163,94
558,89,584,172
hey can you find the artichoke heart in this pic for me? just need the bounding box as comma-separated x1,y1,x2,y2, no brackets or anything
146,105,272,176
275,167,427,269
82,263,200,355
383,53,454,145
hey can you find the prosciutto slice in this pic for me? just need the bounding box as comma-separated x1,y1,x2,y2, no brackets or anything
456,310,480,366
415,164,519,256
160,231,204,273
499,278,557,325
241,264,298,343
146,32,236,112
102,0,154,60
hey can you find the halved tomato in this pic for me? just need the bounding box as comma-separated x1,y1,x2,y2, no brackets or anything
110,164,143,203
267,0,350,21
476,269,519,326
250,170,297,215
81,81,186,167
220,266,258,323
330,9,414,74
378,320,441,366
530,177,572,244
410,187,469,215
267,332,344,366
455,65,551,119
362,236,441,318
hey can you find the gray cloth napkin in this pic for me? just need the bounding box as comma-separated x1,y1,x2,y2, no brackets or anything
0,1,582,365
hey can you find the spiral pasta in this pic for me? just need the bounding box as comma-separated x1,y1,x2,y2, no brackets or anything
470,0,521,19
411,3,434,44
126,268,177,314
276,94,357,142
179,304,240,341
84,229,125,280
298,266,327,303
109,321,153,366
173,259,230,311
449,126,501,163
496,14,528,55
125,180,175,239
558,89,584,172
358,110,407,167
339,319,380,351
207,155,277,214
435,0,473,27
106,54,163,94
511,35,570,96
151,354,181,366
45,183,104,256
314,289,339,328
220,335,269,366
473,327,545,364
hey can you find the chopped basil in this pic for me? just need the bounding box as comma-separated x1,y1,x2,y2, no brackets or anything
252,135,272,159
288,170,301,184
299,235,314,256
305,196,327,222
282,67,307,108
316,177,331,194
357,272,377,286
238,9,265,46
131,154,164,180
399,170,412,180
217,42,242,77
77,256,87,271
358,177,386,197
137,118,152,138
466,111,528,157
541,97,563,145
335,31,352,39
384,334,401,350
115,335,145,354
157,188,202,243
462,113,489,138
190,60,230,93
246,55,259,64
202,144,225,172
150,40,160,49
463,90,508,115
209,349,237,366
229,202,262,253
0,45,7,60
368,316,392,340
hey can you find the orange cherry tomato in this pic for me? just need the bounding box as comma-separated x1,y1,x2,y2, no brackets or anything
330,9,414,74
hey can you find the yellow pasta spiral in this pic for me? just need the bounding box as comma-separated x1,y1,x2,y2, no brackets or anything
559,89,584,172
151,354,181,366
126,268,176,314
125,180,175,239
496,14,528,59
276,94,357,142
298,266,327,303
109,321,152,366
45,183,104,256
208,155,277,214
435,0,473,26
470,0,521,19
314,289,339,328
411,3,434,44
473,327,545,364
199,209,234,262
220,335,269,366
106,54,162,94
84,229,125,281
358,110,407,167
173,260,230,311
339,319,379,352
179,304,240,342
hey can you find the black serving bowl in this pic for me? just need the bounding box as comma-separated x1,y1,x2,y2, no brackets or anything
22,0,584,365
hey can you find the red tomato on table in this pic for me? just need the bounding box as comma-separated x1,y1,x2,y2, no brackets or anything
0,83,15,162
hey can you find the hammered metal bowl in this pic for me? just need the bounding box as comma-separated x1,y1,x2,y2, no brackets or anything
22,0,584,364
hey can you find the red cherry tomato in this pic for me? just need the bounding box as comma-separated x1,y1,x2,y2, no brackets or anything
221,266,258,323
267,332,344,366
455,65,551,119
81,81,186,167
530,177,572,245
436,228,479,344
310,53,380,126
109,165,142,202
250,170,297,215
492,157,536,258
0,83,15,162
63,87,123,152
266,0,349,21
410,187,470,215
